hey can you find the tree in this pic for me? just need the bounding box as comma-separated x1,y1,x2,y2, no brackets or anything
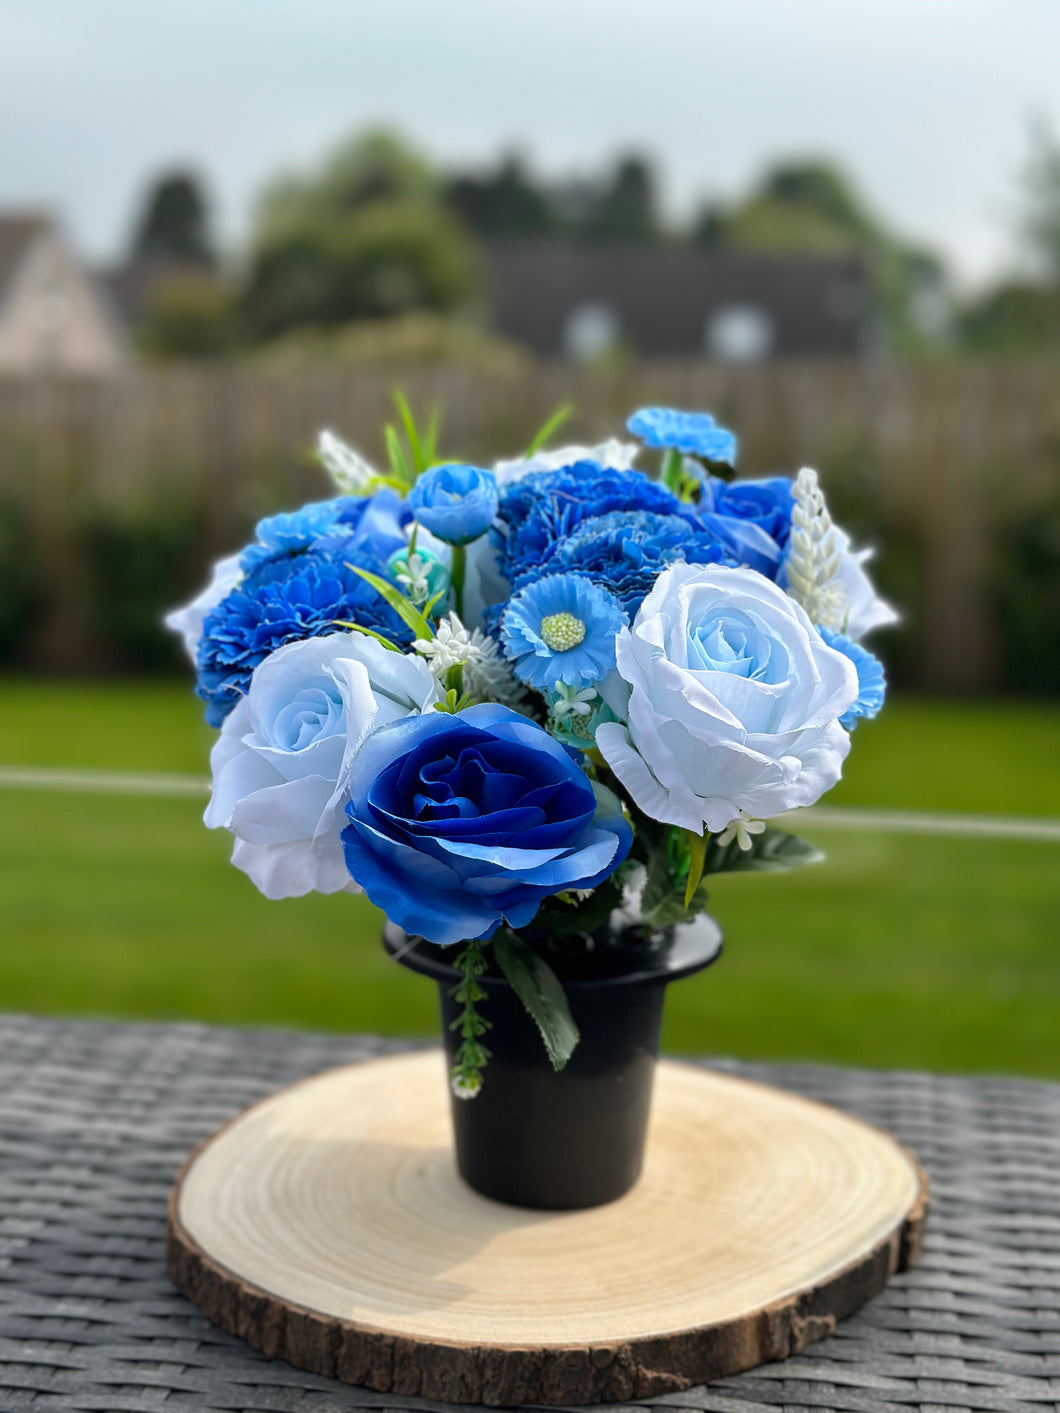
581,154,658,242
446,154,556,237
243,128,477,339
138,271,241,358
130,171,215,265
243,203,475,338
1020,116,1060,285
257,128,438,239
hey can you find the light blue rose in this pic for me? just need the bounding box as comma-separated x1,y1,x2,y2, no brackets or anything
409,463,499,546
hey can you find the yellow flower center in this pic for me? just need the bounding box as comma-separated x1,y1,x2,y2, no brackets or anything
540,612,587,652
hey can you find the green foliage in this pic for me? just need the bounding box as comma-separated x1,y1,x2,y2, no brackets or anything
580,154,658,243
640,824,822,928
1021,115,1060,285
995,497,1060,692
525,401,574,456
494,930,579,1070
0,501,40,667
258,128,439,238
243,202,477,338
130,170,215,265
448,940,492,1097
82,506,202,672
446,154,558,238
957,280,1060,355
138,272,242,359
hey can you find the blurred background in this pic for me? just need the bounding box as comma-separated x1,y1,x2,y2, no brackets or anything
1,0,1057,1076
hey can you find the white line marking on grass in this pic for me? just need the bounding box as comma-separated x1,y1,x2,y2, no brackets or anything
779,806,1060,842
1,766,1058,841
0,767,209,797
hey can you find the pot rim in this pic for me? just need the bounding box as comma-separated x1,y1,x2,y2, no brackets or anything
382,914,722,990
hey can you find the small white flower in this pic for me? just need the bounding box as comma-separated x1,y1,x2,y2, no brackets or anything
317,429,378,494
784,467,847,632
413,613,484,676
391,551,435,606
715,812,767,852
551,684,598,720
451,1071,483,1100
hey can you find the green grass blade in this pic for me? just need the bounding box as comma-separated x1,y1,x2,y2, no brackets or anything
392,389,425,474
525,401,574,457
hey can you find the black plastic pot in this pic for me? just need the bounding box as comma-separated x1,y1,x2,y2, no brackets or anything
383,913,722,1210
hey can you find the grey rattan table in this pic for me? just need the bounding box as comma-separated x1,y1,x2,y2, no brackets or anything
0,1015,1056,1413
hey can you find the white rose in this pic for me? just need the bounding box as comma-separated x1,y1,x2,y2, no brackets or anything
164,553,242,662
204,632,441,899
596,562,859,833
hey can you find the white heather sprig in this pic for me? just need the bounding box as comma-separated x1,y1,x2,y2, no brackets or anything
415,613,531,710
784,467,847,631
716,811,767,852
317,429,377,494
414,613,482,676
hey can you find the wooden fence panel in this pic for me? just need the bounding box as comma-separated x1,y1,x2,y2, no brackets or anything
0,360,1057,688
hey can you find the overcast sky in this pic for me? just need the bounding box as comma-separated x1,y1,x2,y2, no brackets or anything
2,0,1057,289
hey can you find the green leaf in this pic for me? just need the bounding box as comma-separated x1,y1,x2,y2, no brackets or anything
347,564,434,642
684,828,707,908
660,448,684,492
703,828,824,876
424,403,442,464
525,401,574,457
393,389,426,474
384,424,414,489
494,931,580,1071
332,619,403,652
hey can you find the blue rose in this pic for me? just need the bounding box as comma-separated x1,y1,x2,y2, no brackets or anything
341,703,632,945
627,407,738,465
694,475,795,578
409,463,499,545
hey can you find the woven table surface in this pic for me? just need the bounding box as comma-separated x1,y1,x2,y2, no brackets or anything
0,1015,1056,1413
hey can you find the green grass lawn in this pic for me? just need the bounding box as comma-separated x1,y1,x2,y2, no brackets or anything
1,680,1058,1077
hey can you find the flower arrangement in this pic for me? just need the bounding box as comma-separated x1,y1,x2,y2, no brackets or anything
168,399,896,1098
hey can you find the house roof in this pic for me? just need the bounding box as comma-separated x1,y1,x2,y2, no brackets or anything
0,213,51,296
482,242,872,357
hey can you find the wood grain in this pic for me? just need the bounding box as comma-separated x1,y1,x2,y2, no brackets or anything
168,1050,927,1405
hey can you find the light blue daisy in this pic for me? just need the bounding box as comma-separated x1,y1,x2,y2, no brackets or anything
500,574,627,691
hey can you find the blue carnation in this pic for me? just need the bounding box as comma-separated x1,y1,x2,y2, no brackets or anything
196,549,413,726
341,703,633,946
819,627,886,730
239,489,411,577
627,407,738,465
409,462,498,545
500,574,627,691
546,510,732,615
493,463,681,586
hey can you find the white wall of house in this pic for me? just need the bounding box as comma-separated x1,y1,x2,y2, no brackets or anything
0,229,127,376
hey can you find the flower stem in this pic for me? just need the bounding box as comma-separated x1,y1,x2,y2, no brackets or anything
449,544,466,620
448,939,491,1099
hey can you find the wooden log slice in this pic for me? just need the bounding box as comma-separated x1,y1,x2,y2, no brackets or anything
167,1051,927,1406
